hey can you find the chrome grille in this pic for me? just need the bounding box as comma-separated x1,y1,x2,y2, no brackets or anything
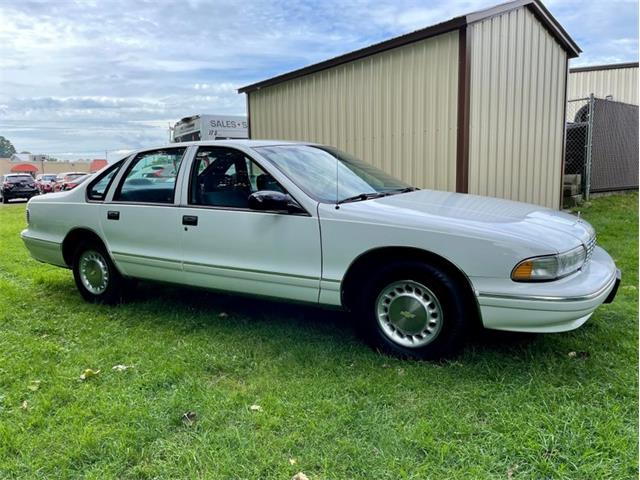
585,235,597,264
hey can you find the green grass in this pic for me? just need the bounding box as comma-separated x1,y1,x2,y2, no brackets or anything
0,193,637,479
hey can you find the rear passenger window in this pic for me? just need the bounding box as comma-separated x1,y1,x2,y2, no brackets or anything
114,148,186,204
87,160,123,201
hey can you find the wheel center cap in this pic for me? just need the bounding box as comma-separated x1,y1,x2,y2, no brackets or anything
388,296,428,334
85,260,103,286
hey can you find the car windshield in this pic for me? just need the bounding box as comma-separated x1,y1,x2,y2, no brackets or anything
254,145,411,203
43,175,57,181
6,176,33,183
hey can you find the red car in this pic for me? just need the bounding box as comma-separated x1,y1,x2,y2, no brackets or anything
53,172,86,192
59,174,90,191
35,174,58,194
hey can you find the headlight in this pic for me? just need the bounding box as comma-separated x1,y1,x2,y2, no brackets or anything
512,245,587,282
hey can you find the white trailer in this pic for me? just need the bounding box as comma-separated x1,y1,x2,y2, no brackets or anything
172,114,248,142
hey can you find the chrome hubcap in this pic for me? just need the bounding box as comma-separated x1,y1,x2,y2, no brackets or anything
79,250,109,295
376,280,443,348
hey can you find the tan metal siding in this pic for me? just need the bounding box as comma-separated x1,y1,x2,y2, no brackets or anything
468,7,567,208
249,31,459,192
568,67,639,105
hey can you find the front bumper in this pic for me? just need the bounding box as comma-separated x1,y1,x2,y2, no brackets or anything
604,268,621,304
474,246,619,333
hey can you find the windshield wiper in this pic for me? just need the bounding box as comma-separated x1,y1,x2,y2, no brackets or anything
385,187,420,195
337,192,389,204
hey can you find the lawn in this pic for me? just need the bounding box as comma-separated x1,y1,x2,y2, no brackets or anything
0,193,637,479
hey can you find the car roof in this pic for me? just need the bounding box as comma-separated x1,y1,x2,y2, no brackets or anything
130,139,316,156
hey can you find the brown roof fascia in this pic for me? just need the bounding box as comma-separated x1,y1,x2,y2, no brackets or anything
238,0,581,93
238,16,466,94
466,0,580,58
570,62,639,73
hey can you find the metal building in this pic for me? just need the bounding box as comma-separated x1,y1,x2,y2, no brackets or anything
239,0,580,209
568,62,639,105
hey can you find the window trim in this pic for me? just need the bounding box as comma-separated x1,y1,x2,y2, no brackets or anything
112,147,187,205
186,146,310,216
85,159,124,203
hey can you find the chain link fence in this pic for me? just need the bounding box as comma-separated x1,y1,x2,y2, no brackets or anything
564,96,593,206
564,95,639,207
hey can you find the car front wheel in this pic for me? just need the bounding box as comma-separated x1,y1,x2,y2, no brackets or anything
356,260,473,360
72,242,123,304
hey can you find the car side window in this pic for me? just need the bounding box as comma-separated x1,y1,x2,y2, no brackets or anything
114,148,186,204
87,160,123,201
189,147,285,209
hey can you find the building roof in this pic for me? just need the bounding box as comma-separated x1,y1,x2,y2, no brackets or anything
11,153,31,162
238,0,580,94
10,164,38,173
89,159,108,172
570,62,639,73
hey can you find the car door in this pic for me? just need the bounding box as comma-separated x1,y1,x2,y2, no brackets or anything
177,146,321,302
100,147,189,284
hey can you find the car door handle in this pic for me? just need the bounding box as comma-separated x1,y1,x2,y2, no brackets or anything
182,215,198,226
107,210,120,220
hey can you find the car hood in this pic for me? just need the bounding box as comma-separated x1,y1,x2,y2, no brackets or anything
359,189,594,252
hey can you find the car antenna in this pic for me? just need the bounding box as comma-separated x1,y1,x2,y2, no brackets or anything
334,153,340,210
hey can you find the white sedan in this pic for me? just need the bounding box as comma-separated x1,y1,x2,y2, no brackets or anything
21,141,620,359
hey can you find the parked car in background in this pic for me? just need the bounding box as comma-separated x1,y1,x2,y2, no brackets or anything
59,174,90,191
53,172,86,192
35,174,59,194
1,174,38,203
21,141,620,360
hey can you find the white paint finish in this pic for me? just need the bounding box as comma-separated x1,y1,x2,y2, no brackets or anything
249,31,459,192
19,233,66,267
568,67,639,105
468,7,567,209
317,188,594,283
178,207,321,302
100,204,184,283
21,140,618,335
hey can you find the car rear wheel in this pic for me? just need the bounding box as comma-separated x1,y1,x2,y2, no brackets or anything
72,241,123,304
355,260,472,360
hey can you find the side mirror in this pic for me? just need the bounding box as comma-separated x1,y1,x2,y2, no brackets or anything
248,190,305,214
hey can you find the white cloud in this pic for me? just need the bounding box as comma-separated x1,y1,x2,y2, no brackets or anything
0,0,636,158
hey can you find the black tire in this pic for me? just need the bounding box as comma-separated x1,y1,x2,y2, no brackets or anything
355,260,473,360
72,241,123,304
1,195,7,204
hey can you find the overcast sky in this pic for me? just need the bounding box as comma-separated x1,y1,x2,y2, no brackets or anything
0,0,637,160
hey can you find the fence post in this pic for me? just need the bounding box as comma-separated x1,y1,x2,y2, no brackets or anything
585,93,595,201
